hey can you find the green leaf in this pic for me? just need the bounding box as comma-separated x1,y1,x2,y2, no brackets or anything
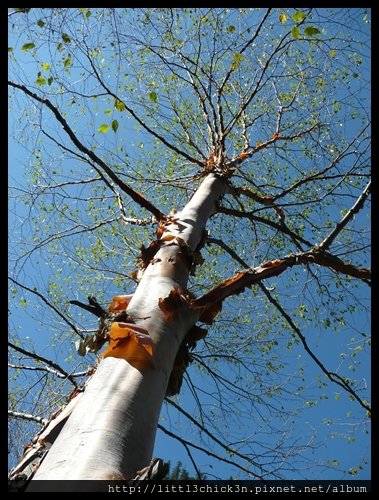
291,27,301,40
231,52,244,71
98,124,110,134
112,119,119,133
149,91,158,103
47,76,54,86
293,11,306,23
8,47,14,52
21,42,35,52
64,57,72,68
37,19,45,28
114,98,126,112
304,26,320,37
62,33,71,44
279,13,287,24
227,25,236,32
304,401,317,407
41,62,50,71
57,43,64,52
104,108,112,115
329,49,336,59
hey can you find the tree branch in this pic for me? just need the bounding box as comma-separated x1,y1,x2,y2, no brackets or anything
317,181,371,251
8,410,48,426
218,206,313,247
8,342,78,387
158,424,263,479
193,249,370,310
8,80,165,221
83,54,205,168
165,398,261,469
9,277,83,339
258,283,370,414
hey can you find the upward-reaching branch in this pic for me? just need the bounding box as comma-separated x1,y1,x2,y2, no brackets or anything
8,81,165,221
259,283,370,414
9,342,78,387
193,247,370,310
317,181,371,251
84,53,205,169
9,277,83,339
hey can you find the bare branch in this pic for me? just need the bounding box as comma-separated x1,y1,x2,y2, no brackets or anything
9,277,83,339
166,398,261,469
8,410,48,426
8,80,165,221
8,342,78,387
158,424,262,479
258,283,370,414
317,181,371,251
207,238,249,268
8,363,89,378
218,206,313,248
83,54,204,168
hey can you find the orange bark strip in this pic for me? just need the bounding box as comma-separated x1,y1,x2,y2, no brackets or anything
102,322,154,367
108,295,133,312
307,252,371,280
198,301,222,324
193,260,288,308
158,288,189,321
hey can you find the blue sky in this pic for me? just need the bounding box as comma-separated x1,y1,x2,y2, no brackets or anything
8,8,370,480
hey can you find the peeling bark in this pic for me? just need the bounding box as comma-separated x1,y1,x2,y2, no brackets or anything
31,173,227,482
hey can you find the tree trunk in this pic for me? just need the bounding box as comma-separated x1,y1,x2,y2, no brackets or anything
32,173,226,482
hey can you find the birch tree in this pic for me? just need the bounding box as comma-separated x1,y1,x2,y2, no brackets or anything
8,8,371,486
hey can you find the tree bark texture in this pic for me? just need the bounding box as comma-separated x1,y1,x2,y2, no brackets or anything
32,174,226,481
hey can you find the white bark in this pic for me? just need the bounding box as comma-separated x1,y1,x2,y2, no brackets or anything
32,173,226,482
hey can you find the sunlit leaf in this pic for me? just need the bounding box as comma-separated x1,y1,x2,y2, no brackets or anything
47,76,54,86
64,57,72,68
21,42,35,52
279,13,287,24
62,33,71,44
304,26,321,36
293,11,306,23
37,19,45,28
227,25,236,32
112,119,119,133
291,26,301,40
149,91,158,102
35,75,46,86
114,98,126,111
231,52,244,71
41,62,50,71
98,123,110,133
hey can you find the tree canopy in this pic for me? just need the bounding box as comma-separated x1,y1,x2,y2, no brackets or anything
8,8,370,480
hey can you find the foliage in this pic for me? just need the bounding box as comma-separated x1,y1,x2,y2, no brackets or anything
8,8,370,479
